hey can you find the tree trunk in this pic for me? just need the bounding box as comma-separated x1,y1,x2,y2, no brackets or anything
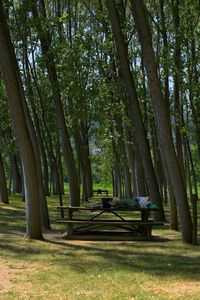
159,0,170,117
52,161,61,195
131,0,193,243
113,141,123,198
188,32,200,159
86,155,93,198
57,154,64,195
0,3,43,239
171,0,185,182
117,117,132,198
151,126,165,197
83,127,93,198
124,128,137,196
11,154,22,193
0,152,9,204
159,0,179,228
135,148,147,196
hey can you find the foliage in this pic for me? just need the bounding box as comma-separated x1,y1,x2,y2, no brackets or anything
2,0,199,186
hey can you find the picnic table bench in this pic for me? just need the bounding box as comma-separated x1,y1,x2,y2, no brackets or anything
93,189,109,196
56,205,164,239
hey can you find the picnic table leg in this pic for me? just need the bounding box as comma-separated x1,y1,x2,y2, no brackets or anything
139,211,151,237
67,223,73,236
67,209,74,236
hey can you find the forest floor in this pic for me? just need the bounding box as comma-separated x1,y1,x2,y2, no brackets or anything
0,195,200,300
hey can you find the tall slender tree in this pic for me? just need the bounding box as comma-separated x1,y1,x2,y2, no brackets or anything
0,152,8,204
0,2,43,239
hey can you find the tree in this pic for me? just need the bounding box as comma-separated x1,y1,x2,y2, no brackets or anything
0,152,8,204
0,2,43,240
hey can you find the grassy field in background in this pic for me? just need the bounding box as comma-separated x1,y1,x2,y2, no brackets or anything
63,182,113,194
0,194,200,300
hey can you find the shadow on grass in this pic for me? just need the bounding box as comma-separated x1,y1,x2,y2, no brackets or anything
1,197,200,284
0,229,200,282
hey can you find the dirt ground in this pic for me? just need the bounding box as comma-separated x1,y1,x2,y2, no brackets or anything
0,259,13,289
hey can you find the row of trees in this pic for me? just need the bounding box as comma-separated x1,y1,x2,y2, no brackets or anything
0,0,199,243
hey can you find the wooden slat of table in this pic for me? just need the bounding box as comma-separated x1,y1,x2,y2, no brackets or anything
57,206,159,212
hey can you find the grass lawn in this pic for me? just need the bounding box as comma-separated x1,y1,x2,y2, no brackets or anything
0,195,200,300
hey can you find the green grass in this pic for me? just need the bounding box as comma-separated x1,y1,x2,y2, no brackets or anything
0,195,200,300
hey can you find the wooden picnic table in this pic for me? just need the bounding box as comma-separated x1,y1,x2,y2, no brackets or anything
56,205,163,239
93,189,109,196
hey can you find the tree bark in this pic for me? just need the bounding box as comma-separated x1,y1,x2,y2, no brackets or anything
159,0,170,116
117,117,132,198
0,152,9,204
11,154,22,193
113,140,123,198
171,0,185,181
123,127,137,196
188,32,200,159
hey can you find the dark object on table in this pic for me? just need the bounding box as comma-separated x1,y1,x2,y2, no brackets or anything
101,198,112,208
